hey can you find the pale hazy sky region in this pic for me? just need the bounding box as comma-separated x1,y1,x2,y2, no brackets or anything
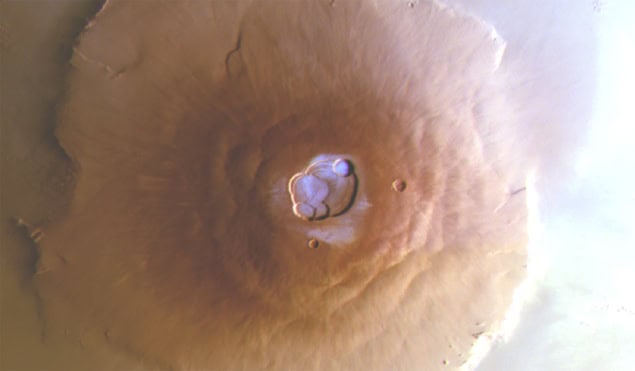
478,1,635,370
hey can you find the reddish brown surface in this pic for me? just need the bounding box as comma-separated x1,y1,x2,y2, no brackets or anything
4,1,531,370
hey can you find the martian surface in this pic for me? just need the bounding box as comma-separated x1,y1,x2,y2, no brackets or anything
2,1,632,371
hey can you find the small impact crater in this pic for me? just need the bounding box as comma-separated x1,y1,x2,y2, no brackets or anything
392,179,407,192
307,238,320,249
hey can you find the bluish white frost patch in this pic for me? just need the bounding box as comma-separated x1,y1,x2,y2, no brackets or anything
332,158,353,177
288,155,358,221
303,193,372,246
282,154,371,247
